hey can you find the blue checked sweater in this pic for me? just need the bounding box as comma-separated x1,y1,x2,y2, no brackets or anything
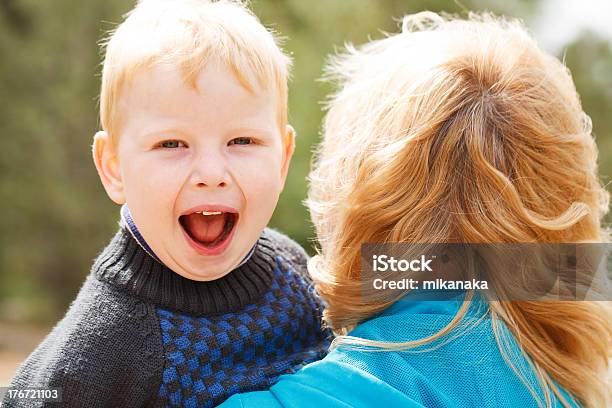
4,223,331,407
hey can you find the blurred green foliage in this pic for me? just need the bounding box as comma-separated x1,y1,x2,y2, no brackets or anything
0,0,610,323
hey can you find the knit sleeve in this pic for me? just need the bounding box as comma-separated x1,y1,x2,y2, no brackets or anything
1,276,164,408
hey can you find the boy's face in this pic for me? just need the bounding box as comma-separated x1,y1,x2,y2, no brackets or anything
93,63,294,281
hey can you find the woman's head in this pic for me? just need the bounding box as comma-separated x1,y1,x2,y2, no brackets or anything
308,11,608,324
308,12,610,407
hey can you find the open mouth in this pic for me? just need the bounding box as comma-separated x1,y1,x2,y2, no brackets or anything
179,210,238,254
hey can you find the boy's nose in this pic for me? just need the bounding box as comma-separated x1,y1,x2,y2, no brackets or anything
190,152,229,188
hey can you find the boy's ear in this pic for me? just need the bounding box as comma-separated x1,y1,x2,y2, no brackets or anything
92,131,126,205
280,124,296,184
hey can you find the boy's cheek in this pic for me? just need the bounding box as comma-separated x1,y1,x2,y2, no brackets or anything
231,151,286,182
121,167,178,215
243,183,284,227
240,166,285,196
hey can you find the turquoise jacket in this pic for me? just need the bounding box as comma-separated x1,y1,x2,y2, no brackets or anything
220,292,579,408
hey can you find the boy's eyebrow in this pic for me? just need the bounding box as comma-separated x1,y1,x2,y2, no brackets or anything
140,127,184,139
139,126,278,139
229,126,278,136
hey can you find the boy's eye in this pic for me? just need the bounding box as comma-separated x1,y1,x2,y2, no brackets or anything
158,140,186,149
228,137,253,146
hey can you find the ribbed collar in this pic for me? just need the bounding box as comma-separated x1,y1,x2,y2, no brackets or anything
92,225,278,316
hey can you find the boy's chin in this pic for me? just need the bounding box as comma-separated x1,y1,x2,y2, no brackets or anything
173,267,232,282
169,253,244,282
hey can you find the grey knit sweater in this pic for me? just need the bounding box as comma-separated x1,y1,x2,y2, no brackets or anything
3,226,330,407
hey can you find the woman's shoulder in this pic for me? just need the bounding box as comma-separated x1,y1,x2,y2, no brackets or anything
349,291,493,343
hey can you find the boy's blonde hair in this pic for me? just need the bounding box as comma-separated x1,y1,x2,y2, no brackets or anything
99,0,291,145
308,12,611,408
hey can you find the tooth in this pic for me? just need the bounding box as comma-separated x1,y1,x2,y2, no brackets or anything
200,211,223,216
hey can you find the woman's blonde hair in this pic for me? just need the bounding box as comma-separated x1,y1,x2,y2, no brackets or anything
307,12,611,408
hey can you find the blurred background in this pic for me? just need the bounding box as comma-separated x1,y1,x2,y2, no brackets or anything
0,0,611,384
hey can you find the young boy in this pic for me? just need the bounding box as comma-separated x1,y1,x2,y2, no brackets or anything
3,0,330,406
